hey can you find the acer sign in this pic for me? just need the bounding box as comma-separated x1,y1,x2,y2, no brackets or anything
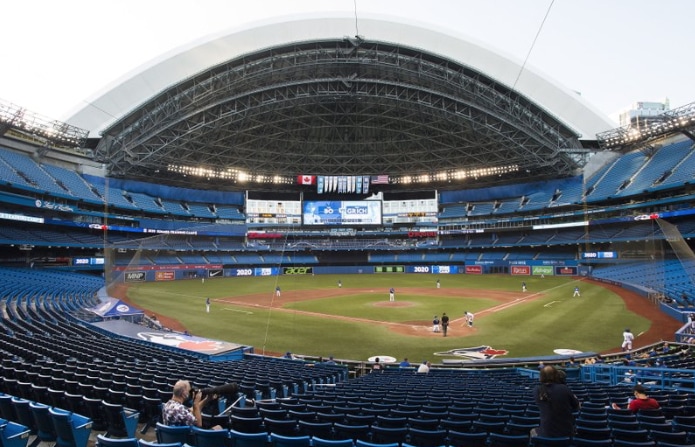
283,267,313,275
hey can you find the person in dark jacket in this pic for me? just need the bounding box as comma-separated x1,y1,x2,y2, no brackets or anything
533,365,580,438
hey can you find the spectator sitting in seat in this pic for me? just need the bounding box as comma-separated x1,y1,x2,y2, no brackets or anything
612,384,660,412
417,360,430,373
162,380,222,429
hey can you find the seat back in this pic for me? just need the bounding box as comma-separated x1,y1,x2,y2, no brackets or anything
370,426,408,445
229,415,265,434
269,433,311,447
355,441,398,447
570,437,613,447
407,428,447,447
95,434,139,447
155,422,192,445
49,407,92,447
191,425,231,447
332,423,370,442
0,394,17,421
228,429,269,447
10,398,36,434
310,437,353,447
447,430,488,447
29,401,57,443
81,396,108,432
488,432,529,447
296,420,332,439
103,402,139,438
137,440,181,447
0,420,31,447
529,436,573,447
262,417,298,436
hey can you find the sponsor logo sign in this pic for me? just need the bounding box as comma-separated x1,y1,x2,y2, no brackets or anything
510,266,531,275
155,271,175,281
124,271,146,282
432,265,456,274
555,266,577,276
532,266,553,276
581,251,617,259
283,267,313,275
255,267,275,276
434,345,508,360
465,265,482,274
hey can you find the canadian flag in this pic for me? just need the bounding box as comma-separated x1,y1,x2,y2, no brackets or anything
297,175,316,185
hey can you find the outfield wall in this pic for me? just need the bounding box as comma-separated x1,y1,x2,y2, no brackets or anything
115,260,580,283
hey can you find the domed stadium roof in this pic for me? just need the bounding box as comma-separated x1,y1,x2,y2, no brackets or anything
68,15,614,190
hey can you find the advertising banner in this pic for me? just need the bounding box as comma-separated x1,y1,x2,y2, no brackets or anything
374,265,405,273
283,267,313,275
254,267,278,276
532,265,554,276
405,266,432,274
432,265,459,274
465,265,483,274
124,271,146,282
555,266,578,276
155,271,175,281
510,266,531,276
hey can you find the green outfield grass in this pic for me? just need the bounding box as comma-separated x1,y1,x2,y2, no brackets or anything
124,274,649,362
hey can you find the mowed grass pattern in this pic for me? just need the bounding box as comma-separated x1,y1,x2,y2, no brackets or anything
124,274,649,362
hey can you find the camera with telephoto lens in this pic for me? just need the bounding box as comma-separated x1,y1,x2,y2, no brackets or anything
190,382,239,400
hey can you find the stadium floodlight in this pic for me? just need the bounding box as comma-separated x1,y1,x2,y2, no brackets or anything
597,100,695,150
0,98,88,149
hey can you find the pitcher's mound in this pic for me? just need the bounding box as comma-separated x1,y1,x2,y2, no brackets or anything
373,301,413,307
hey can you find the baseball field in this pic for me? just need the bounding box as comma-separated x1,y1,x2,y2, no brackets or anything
117,273,682,363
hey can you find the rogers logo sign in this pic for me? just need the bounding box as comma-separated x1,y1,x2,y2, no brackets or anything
511,266,531,275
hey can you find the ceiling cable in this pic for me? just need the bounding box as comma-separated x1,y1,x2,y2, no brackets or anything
512,0,555,90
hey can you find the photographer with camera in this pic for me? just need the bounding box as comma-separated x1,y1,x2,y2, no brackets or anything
163,380,222,429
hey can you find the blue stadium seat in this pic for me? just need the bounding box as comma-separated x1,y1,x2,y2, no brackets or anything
49,407,92,447
228,430,268,447
156,422,192,445
269,433,311,447
96,435,139,447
